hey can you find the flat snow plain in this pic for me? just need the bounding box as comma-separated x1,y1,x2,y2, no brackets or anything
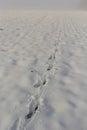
0,11,87,130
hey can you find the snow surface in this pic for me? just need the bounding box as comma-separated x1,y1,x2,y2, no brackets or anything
0,11,87,130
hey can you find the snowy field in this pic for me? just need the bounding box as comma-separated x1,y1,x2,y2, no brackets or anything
0,11,87,130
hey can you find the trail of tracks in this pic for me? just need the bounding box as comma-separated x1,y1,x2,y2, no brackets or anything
0,12,87,130
11,18,61,130
8,12,87,130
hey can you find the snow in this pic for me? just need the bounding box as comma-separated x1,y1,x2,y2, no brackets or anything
0,11,87,130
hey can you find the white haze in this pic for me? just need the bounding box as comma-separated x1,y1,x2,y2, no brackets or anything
0,0,86,10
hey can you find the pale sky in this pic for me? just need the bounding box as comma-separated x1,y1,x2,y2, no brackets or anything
0,0,86,10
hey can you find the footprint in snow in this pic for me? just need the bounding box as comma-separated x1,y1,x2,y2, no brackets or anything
42,78,46,85
47,53,55,71
33,80,42,88
25,104,39,119
33,78,47,88
47,64,53,71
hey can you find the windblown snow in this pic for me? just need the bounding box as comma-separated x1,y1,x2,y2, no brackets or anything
0,11,87,130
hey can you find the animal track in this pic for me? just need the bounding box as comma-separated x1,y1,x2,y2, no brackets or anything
42,78,47,85
47,64,53,71
33,78,47,88
49,53,55,61
17,45,59,130
47,52,56,71
25,112,33,119
25,104,39,119
26,47,58,122
33,80,42,88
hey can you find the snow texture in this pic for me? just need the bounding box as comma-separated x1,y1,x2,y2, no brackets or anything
0,11,87,130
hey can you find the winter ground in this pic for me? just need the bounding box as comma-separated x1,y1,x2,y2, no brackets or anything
0,11,87,130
